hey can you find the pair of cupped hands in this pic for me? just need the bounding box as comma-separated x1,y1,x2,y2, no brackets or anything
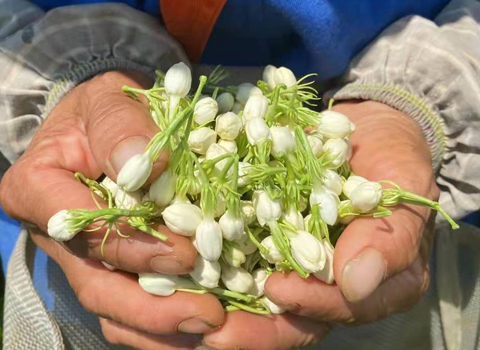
0,71,438,350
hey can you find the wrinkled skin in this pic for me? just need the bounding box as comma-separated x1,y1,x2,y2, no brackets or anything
0,69,437,350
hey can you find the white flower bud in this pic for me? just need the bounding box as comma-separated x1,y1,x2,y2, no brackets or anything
238,162,252,187
323,138,349,168
263,65,277,90
244,95,269,121
298,195,308,212
196,218,223,261
170,195,191,205
221,265,254,293
317,110,355,139
190,256,221,289
290,230,326,273
138,273,197,296
215,112,243,140
193,97,218,125
240,200,256,225
246,118,272,146
323,169,343,196
149,169,177,207
116,153,152,191
232,101,244,114
271,126,296,158
274,67,296,88
307,134,323,157
260,236,284,263
236,234,258,255
283,207,305,230
219,211,244,241
250,268,269,297
162,203,203,236
216,92,235,113
47,210,82,241
101,177,119,197
217,139,237,154
188,127,217,154
350,181,383,212
310,187,340,226
236,83,262,105
261,296,286,314
224,246,246,267
343,175,368,198
114,188,142,209
253,190,282,226
215,192,226,218
206,143,230,177
164,62,192,98
303,214,312,231
313,241,335,284
345,138,353,161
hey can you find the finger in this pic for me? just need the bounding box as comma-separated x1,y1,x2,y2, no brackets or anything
32,229,225,335
265,255,429,324
82,71,167,183
203,311,329,350
100,318,202,350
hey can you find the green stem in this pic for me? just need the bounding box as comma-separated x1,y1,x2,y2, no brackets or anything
227,300,270,315
210,288,254,303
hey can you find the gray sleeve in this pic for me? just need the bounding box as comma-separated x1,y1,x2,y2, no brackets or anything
0,0,188,165
326,0,480,220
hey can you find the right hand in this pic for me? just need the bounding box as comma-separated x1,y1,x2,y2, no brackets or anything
0,70,225,350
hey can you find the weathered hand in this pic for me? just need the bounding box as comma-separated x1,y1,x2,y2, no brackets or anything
0,71,224,349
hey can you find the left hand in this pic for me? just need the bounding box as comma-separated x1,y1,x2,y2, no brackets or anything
201,100,438,349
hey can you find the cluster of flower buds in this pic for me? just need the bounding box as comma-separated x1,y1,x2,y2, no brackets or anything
46,63,458,315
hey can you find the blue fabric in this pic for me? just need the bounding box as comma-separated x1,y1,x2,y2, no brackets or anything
0,205,20,276
31,0,159,15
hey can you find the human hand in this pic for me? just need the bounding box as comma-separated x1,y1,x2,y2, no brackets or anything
0,71,224,349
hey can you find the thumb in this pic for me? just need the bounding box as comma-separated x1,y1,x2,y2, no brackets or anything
82,70,166,184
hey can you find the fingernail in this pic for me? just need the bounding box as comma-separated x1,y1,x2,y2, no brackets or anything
150,255,191,274
177,318,218,334
110,136,149,174
341,248,386,302
265,293,300,312
195,346,220,350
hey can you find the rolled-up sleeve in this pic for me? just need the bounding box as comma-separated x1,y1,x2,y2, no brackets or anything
326,0,480,220
0,0,187,165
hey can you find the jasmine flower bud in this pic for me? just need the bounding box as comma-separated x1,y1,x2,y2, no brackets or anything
189,256,221,289
188,127,217,155
307,134,323,157
313,241,335,284
216,92,235,113
260,236,284,263
216,112,243,140
236,234,257,255
323,169,343,196
263,65,277,90
274,67,296,88
298,195,308,212
206,143,230,177
224,246,246,267
253,190,282,226
196,218,223,261
250,268,269,297
323,138,349,168
290,230,326,273
303,214,312,230
244,95,269,121
350,181,383,212
246,118,272,146
164,62,192,98
317,110,355,139
236,83,262,105
232,101,244,114
193,97,218,125
162,203,203,236
117,153,153,191
114,188,142,209
217,139,237,154
219,211,244,241
271,126,296,158
283,207,304,230
238,162,252,187
261,296,286,314
240,200,256,225
47,210,82,241
215,192,227,218
310,187,340,225
220,264,254,293
149,168,177,207
343,175,368,198
101,177,119,197
138,273,197,297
